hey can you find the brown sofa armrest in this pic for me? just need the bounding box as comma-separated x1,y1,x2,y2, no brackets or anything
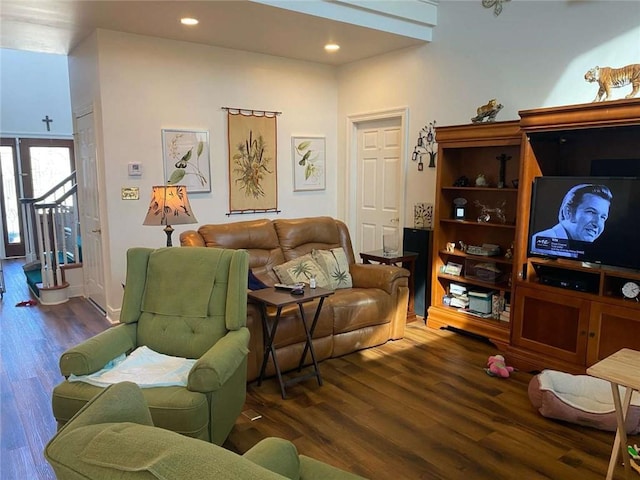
180,230,206,247
349,263,409,294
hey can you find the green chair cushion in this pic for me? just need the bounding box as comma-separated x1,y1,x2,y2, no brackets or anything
52,381,209,439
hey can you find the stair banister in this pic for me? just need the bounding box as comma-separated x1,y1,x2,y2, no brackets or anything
19,172,80,295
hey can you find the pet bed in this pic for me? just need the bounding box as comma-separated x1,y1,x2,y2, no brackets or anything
528,369,640,433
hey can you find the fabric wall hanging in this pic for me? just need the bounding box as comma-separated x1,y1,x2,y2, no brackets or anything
226,108,279,214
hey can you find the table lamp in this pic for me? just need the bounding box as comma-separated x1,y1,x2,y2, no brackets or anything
143,185,197,246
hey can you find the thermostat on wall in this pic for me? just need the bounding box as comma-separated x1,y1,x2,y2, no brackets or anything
128,162,143,176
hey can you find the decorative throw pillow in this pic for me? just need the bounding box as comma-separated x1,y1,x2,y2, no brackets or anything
273,254,331,288
312,247,353,290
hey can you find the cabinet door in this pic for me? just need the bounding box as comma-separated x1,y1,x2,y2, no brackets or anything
511,285,591,365
587,302,640,366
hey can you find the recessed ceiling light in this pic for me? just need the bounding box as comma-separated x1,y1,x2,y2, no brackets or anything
324,43,340,52
181,17,199,26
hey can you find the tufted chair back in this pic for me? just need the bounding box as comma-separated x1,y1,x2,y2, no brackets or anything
120,247,247,359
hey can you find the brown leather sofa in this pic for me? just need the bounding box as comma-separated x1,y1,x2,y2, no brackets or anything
180,216,410,382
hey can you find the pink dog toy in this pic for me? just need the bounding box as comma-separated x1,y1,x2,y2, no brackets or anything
485,354,514,378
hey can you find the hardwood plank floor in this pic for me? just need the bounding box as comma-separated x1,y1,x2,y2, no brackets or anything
1,258,636,479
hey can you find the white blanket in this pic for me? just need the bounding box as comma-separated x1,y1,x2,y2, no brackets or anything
69,346,196,388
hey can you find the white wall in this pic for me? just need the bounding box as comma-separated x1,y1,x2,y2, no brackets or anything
8,0,640,320
0,49,73,136
337,0,640,227
69,30,338,318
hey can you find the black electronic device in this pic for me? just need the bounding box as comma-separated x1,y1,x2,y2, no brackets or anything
290,287,305,295
533,264,599,294
453,198,467,220
403,227,433,318
527,176,640,271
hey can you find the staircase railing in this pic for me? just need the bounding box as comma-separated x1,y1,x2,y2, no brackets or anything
20,171,80,289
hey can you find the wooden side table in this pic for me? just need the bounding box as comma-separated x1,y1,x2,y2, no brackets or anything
587,348,640,480
360,249,419,321
248,286,334,399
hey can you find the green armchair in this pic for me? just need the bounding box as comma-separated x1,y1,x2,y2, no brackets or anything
52,247,250,445
45,382,367,480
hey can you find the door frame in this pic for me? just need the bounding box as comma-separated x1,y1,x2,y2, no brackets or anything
345,107,410,255
0,137,24,257
0,136,75,259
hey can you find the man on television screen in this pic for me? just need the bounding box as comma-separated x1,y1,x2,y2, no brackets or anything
531,183,613,257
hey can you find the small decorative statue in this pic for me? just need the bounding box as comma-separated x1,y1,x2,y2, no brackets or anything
496,153,511,188
475,174,489,187
453,175,470,187
584,64,640,102
471,99,503,123
474,199,506,224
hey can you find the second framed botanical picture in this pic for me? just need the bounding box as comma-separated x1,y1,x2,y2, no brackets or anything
162,129,211,193
292,136,325,191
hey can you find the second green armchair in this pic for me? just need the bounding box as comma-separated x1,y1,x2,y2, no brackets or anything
52,246,250,445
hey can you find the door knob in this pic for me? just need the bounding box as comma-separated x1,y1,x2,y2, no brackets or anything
91,228,101,234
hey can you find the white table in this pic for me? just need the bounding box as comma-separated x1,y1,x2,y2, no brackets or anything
587,348,640,480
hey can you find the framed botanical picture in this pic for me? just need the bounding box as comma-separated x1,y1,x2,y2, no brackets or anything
162,129,211,193
292,136,325,191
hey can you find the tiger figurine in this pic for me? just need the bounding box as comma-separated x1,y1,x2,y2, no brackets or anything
584,64,640,102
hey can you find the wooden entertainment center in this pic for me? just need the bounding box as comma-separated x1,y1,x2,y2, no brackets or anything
428,99,640,374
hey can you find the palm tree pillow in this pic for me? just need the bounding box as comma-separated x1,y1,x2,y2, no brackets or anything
273,254,331,289
312,248,353,290
272,248,353,290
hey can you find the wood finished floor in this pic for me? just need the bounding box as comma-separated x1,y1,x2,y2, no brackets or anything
1,258,636,479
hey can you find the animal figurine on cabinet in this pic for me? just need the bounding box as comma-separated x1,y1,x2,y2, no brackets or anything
474,199,506,224
584,64,640,102
471,99,503,123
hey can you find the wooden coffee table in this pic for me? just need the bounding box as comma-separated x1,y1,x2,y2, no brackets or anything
248,286,334,399
587,348,640,480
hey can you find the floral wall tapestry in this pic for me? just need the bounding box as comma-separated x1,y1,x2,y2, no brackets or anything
227,110,278,213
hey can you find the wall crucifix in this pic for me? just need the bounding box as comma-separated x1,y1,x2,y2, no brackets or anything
42,115,53,131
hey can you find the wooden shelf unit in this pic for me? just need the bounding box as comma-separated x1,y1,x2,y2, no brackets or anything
427,121,522,347
427,101,640,374
507,99,640,374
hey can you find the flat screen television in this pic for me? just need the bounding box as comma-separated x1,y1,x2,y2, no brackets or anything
527,176,640,271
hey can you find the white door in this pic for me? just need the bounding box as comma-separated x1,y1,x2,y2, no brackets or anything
355,116,404,256
75,110,106,312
